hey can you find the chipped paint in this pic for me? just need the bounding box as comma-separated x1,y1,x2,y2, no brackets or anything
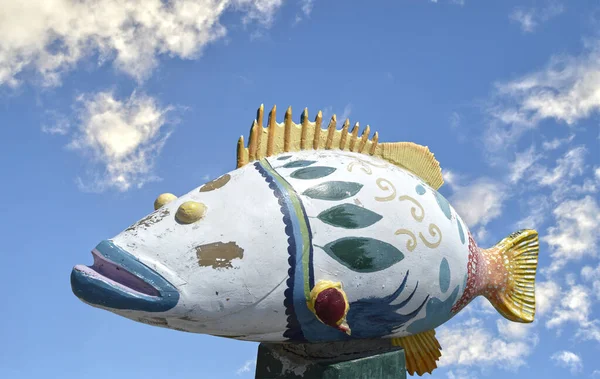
125,208,170,233
195,241,244,269
199,174,231,192
138,317,169,326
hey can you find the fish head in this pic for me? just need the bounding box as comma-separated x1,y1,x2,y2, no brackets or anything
70,167,289,337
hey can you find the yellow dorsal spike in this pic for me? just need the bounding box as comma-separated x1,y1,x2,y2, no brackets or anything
358,125,370,153
325,115,337,149
267,105,277,156
349,122,360,151
370,131,379,154
391,330,442,376
237,135,247,168
284,106,292,152
301,108,309,150
248,121,259,161
257,104,264,128
235,105,444,190
339,119,349,149
313,111,323,149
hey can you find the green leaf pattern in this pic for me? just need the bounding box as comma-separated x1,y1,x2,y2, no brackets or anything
290,166,337,179
283,160,317,168
282,158,404,272
321,237,405,273
317,204,382,229
303,181,363,201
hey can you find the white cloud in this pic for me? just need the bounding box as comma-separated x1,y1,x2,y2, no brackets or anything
339,104,352,123
496,319,535,341
582,264,600,300
542,134,574,151
63,90,173,192
442,170,461,188
509,3,563,33
430,0,465,5
512,145,598,230
545,282,600,343
447,368,477,379
321,103,352,125
542,195,600,273
437,318,536,371
294,0,316,24
236,359,256,375
486,41,600,150
509,145,541,183
474,226,488,242
535,281,561,317
532,146,586,187
551,351,583,374
446,177,508,230
514,194,551,230
527,146,599,203
450,112,461,129
41,110,71,135
0,0,284,87
457,297,497,318
510,9,536,32
300,0,315,16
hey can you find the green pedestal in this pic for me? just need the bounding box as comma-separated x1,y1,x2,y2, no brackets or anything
255,343,406,379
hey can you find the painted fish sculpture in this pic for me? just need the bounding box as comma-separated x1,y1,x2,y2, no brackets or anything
71,105,540,376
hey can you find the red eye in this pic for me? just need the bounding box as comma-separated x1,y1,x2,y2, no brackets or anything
314,287,346,327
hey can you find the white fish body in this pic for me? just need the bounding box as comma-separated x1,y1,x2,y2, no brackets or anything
71,106,539,375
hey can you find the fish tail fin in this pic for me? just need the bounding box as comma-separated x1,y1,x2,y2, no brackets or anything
482,229,539,323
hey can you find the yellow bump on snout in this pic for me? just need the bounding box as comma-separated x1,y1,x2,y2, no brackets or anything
154,193,178,210
176,201,207,224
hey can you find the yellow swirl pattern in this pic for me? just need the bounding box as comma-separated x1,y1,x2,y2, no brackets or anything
374,177,442,251
375,178,396,202
344,154,388,175
394,229,417,252
419,224,442,248
398,195,424,222
348,161,372,174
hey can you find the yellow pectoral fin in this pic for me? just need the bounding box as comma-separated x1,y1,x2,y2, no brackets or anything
391,330,442,376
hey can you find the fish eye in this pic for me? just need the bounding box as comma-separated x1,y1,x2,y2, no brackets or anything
176,201,207,224
154,193,178,210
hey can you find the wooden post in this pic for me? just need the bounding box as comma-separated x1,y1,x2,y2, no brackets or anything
255,342,406,379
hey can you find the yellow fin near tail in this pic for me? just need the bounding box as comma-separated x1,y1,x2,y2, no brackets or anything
483,229,539,323
391,330,442,376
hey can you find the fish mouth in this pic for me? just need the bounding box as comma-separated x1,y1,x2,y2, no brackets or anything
71,240,179,312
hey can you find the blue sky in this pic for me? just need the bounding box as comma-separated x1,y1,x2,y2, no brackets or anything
1,0,599,378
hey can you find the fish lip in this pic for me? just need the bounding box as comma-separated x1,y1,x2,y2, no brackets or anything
70,240,179,312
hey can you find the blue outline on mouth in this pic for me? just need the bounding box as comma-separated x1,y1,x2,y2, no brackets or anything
71,240,179,312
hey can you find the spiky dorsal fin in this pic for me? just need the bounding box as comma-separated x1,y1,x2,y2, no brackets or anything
236,104,444,190
391,330,442,376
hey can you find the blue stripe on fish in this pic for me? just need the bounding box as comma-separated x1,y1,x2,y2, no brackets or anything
254,160,305,341
254,159,346,342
